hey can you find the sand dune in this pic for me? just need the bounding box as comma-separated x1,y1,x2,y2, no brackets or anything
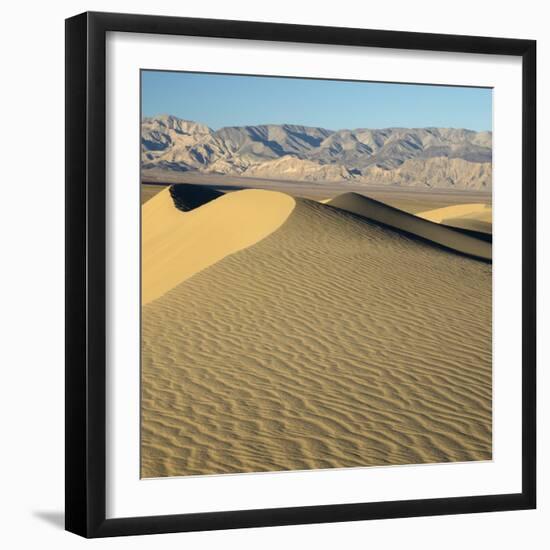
418,203,488,222
141,186,295,304
325,193,491,261
141,189,492,478
418,203,492,234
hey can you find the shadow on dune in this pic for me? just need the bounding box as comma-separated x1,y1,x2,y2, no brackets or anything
169,183,224,212
440,223,492,243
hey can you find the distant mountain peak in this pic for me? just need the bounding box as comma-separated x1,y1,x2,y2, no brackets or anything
141,116,492,190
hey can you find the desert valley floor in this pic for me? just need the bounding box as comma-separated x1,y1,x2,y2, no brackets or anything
140,179,492,478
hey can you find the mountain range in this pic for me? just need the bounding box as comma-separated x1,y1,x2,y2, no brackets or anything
141,115,492,189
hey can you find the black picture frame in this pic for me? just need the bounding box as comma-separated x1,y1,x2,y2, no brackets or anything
65,11,536,538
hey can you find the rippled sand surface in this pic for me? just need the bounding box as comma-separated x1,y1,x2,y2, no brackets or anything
141,192,492,478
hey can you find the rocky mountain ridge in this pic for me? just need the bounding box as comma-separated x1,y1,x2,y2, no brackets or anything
141,114,492,189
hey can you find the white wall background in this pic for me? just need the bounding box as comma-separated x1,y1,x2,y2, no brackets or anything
0,0,546,547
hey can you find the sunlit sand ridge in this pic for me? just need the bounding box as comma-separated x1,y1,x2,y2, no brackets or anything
418,203,493,235
141,186,492,477
141,184,295,304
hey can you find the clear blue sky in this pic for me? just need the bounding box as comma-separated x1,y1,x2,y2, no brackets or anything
141,70,492,132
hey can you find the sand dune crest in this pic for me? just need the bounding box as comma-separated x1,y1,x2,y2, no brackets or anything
418,203,490,222
142,187,295,304
326,193,491,261
418,203,492,234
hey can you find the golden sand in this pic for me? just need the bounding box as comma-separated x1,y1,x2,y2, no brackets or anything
418,203,492,234
141,187,492,477
141,187,295,304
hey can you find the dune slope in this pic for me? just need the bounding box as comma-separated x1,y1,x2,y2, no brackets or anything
142,187,295,304
141,194,492,478
326,193,491,260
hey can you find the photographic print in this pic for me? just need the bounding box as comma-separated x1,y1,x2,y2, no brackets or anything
140,70,493,479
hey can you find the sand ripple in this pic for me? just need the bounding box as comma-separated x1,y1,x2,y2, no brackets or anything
141,197,492,477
